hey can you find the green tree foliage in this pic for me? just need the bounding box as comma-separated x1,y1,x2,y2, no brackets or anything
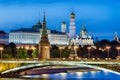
32,48,38,58
62,48,70,58
2,54,11,59
17,48,29,59
4,47,12,58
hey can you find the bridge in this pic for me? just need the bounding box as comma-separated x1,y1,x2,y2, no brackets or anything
0,59,120,77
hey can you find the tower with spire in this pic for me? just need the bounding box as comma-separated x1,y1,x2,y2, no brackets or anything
80,24,87,37
38,12,50,60
69,12,76,38
114,32,119,42
61,21,66,33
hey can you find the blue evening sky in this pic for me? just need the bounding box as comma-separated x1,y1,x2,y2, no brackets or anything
0,0,120,40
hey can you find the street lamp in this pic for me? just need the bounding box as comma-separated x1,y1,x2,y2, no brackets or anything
0,47,3,60
59,46,63,60
74,46,79,59
106,46,111,58
87,46,91,59
116,46,120,56
16,46,20,60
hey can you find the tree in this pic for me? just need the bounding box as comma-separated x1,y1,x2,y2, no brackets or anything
32,48,38,58
110,40,120,46
2,54,10,59
51,49,60,58
62,48,70,58
8,42,17,58
4,46,12,58
100,39,110,48
16,48,29,59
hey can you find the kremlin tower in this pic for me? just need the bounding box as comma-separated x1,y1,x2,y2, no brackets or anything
114,32,119,42
69,12,76,38
38,12,50,60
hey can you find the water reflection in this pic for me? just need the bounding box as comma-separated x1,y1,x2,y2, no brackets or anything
1,71,120,80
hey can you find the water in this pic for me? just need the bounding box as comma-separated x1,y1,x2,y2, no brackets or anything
1,71,120,80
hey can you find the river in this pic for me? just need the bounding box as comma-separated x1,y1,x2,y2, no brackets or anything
1,70,120,80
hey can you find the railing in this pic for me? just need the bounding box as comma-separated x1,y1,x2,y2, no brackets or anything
0,60,120,76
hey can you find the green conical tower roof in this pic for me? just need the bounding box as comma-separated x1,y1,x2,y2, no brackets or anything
80,24,87,36
40,12,49,43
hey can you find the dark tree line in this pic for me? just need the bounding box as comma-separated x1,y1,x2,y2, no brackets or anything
0,39,120,59
0,42,38,59
50,39,120,59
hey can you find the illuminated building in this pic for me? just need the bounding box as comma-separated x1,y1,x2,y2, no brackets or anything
9,18,69,46
70,24,94,46
68,12,76,38
60,12,94,46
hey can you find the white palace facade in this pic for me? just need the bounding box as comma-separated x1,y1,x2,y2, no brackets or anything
9,20,69,46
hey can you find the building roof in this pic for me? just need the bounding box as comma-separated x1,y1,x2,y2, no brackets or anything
10,20,42,33
31,20,42,31
10,28,39,33
0,30,6,34
71,12,75,15
62,21,66,24
50,30,66,35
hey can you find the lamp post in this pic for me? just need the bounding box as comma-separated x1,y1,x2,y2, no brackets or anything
116,46,120,57
87,46,91,59
106,46,110,58
74,46,79,59
25,46,29,60
0,47,3,60
59,46,63,60
16,46,20,60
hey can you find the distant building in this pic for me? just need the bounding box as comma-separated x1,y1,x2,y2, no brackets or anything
0,30,9,44
70,24,94,46
61,12,94,46
9,17,69,46
114,32,119,42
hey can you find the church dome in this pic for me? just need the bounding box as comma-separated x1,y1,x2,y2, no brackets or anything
32,20,42,31
70,12,75,18
62,21,66,24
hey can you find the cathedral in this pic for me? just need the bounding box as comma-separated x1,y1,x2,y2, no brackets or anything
61,12,94,46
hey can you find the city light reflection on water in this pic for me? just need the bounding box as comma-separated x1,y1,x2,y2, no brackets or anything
1,70,120,80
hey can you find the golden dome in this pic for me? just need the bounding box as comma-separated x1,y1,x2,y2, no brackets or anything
70,12,75,18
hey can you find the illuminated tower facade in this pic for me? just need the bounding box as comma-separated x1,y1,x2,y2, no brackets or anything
61,21,66,33
69,12,76,38
38,12,50,60
114,32,119,42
